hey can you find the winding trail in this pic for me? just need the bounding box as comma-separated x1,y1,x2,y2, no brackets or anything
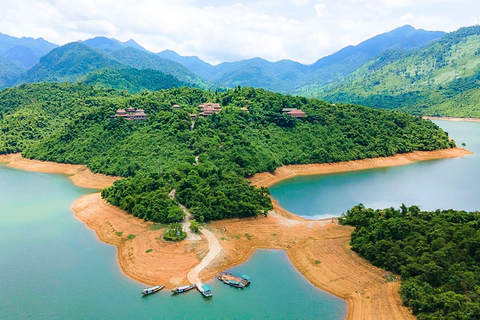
169,187,224,281
187,226,223,283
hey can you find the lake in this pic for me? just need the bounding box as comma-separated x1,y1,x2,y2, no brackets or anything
0,165,346,319
2,119,474,319
270,120,480,219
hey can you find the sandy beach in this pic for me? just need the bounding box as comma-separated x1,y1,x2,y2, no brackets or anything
1,147,473,319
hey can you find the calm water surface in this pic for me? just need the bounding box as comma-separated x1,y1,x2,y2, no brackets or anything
270,120,480,219
0,166,346,319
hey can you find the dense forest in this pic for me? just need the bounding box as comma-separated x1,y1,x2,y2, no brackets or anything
340,205,480,319
0,83,454,223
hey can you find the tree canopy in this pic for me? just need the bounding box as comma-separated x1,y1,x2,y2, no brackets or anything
340,204,480,319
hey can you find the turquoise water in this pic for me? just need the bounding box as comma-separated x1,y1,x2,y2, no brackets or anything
0,165,346,319
270,120,480,219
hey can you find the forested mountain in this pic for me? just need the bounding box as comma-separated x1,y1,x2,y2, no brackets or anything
341,205,480,319
23,42,124,83
2,41,206,91
0,32,58,68
318,26,480,118
110,47,207,87
157,25,444,92
0,84,453,222
79,68,190,93
0,26,444,93
0,57,26,88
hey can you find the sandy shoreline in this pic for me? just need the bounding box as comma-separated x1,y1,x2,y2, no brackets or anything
0,153,120,189
249,147,472,188
423,116,480,123
1,148,473,320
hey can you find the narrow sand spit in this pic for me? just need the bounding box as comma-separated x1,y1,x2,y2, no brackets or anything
1,148,473,319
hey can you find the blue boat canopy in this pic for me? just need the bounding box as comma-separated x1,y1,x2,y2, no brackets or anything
202,284,212,291
242,275,251,280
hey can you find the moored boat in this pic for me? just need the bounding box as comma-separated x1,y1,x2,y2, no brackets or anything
141,285,165,295
171,284,195,294
195,282,213,297
216,272,251,288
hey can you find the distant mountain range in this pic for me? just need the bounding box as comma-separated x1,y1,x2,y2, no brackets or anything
6,24,480,118
157,25,445,92
0,25,445,93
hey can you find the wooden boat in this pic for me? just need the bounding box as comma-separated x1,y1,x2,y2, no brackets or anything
141,285,165,295
216,272,251,288
195,282,213,297
171,284,195,294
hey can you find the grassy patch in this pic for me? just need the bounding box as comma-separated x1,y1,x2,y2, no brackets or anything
149,223,166,231
220,237,228,241
272,233,277,236
314,260,321,265
234,235,240,240
115,231,123,237
127,234,136,240
382,273,398,283
245,233,251,240
146,249,153,253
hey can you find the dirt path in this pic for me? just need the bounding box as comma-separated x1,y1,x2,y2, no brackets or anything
186,226,223,284
179,203,202,241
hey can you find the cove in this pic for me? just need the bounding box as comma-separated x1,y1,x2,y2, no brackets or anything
0,165,346,319
270,120,480,219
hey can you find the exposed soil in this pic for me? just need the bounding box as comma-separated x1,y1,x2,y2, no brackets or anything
423,116,480,123
249,147,472,188
0,153,120,189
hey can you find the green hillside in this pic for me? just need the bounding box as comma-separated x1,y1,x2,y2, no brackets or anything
0,83,453,223
23,42,124,83
316,26,480,117
111,47,208,88
341,205,480,319
79,68,190,93
158,25,444,93
0,57,25,88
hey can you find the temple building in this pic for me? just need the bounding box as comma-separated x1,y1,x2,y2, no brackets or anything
114,108,148,121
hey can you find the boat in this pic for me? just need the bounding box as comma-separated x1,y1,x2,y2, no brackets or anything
216,272,251,288
141,285,165,295
195,282,213,297
171,284,195,294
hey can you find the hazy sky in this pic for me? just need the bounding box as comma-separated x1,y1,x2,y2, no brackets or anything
0,0,478,64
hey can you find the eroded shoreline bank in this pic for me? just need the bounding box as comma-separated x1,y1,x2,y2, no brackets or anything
0,153,120,189
249,148,472,188
423,116,480,123
1,147,472,320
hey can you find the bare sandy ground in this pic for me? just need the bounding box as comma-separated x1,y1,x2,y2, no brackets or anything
423,116,480,123
73,193,209,287
1,148,473,319
0,153,120,189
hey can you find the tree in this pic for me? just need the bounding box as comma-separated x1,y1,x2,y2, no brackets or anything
163,223,187,241
189,219,202,233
